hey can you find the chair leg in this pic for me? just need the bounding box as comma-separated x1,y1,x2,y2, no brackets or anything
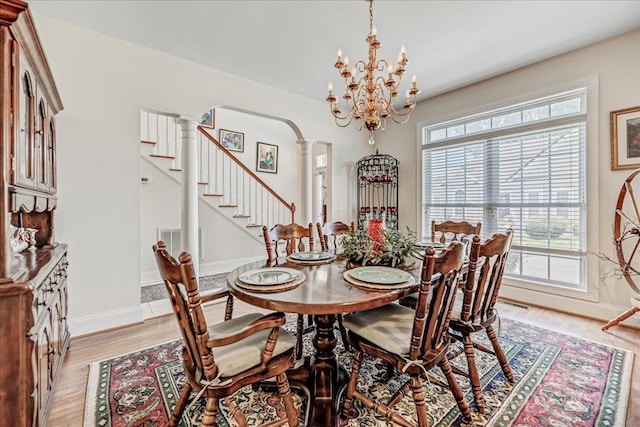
462,333,485,414
341,350,363,418
201,397,220,427
168,383,192,427
277,373,299,427
224,294,234,321
296,314,304,359
486,324,514,383
409,375,429,427
336,314,350,350
439,357,473,420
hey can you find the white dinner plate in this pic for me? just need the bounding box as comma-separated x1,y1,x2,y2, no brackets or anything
288,251,334,261
238,267,301,286
415,241,446,248
347,266,413,285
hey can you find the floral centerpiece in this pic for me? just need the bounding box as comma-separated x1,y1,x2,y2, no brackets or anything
342,222,418,267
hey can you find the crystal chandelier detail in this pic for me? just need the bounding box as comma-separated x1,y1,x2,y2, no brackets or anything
326,0,420,145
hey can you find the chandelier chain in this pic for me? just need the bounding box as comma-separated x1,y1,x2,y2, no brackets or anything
326,0,420,145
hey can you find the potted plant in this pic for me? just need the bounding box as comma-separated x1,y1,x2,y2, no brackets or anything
342,225,418,267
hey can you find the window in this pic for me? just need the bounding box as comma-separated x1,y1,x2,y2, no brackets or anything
421,88,588,293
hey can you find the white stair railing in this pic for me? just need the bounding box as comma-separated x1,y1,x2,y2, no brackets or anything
140,110,295,231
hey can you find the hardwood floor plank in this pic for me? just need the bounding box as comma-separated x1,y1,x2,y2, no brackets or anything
47,299,638,426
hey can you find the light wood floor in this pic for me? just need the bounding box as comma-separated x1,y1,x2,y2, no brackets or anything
47,299,639,426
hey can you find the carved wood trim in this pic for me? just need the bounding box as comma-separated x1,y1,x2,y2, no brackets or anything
0,0,27,27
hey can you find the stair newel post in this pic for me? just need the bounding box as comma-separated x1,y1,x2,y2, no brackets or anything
178,117,199,275
297,138,315,225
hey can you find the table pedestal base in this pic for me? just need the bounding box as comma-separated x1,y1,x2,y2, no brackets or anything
287,313,346,427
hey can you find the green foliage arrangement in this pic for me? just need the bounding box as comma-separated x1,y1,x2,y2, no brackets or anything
524,215,568,240
342,227,418,267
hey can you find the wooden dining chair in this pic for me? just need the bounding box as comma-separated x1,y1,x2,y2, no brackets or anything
262,222,314,358
316,221,355,349
431,219,482,244
316,220,354,253
448,229,514,415
400,220,482,310
152,241,302,427
263,222,315,261
340,242,473,426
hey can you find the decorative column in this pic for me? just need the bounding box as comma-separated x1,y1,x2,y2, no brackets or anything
297,139,315,225
178,117,199,275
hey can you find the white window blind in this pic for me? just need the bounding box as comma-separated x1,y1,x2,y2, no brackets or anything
422,88,587,290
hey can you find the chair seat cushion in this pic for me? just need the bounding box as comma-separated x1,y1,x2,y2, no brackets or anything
342,303,415,356
209,313,297,378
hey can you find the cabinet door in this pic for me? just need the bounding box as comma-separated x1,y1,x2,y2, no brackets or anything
33,315,53,427
13,53,37,190
47,116,57,194
35,100,49,193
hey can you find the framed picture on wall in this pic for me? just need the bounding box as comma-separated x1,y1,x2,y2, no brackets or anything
256,142,278,173
200,108,214,128
611,106,640,170
219,129,244,152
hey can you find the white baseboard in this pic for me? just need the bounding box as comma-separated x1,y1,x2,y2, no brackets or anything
500,284,640,328
68,306,143,338
140,255,264,286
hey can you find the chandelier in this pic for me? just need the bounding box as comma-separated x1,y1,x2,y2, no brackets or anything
326,0,420,145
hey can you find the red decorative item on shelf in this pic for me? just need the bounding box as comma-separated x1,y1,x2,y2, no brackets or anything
368,219,385,254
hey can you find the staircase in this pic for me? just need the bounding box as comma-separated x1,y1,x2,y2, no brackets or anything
140,110,295,242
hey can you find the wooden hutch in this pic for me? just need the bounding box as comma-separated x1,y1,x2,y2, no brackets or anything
0,1,69,426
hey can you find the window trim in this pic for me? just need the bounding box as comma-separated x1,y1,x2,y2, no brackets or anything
416,77,599,302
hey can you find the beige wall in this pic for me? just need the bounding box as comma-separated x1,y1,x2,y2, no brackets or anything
377,29,640,326
33,15,370,336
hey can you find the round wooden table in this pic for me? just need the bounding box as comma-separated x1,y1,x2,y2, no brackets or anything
227,257,421,427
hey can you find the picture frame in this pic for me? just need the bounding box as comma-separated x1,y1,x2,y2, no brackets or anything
219,129,244,152
199,108,214,128
611,106,640,170
256,142,278,174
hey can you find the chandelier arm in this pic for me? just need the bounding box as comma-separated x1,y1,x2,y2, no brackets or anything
327,0,419,144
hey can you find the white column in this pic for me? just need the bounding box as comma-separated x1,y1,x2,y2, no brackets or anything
178,118,199,275
297,139,314,225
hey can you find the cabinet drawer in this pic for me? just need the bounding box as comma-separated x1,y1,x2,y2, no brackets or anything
31,255,68,322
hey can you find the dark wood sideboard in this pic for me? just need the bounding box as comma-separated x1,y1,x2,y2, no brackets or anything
0,1,69,425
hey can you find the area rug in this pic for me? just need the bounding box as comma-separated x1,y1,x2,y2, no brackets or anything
84,317,633,426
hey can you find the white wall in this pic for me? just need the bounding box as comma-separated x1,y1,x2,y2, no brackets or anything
376,29,640,327
33,15,369,336
139,108,304,283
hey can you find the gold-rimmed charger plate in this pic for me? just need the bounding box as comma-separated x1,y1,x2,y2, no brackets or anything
287,251,337,265
235,272,306,293
238,267,302,286
342,271,417,291
347,266,414,285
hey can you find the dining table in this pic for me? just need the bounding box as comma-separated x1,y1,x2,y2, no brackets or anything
226,254,423,427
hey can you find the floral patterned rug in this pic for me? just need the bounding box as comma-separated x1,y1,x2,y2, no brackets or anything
84,317,633,426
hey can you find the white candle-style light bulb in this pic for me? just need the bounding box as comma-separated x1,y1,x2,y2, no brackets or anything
337,49,342,59
344,55,350,67
412,75,417,83
401,45,406,55
371,25,377,37
328,82,333,92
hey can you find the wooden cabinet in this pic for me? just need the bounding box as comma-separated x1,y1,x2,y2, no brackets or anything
0,1,67,426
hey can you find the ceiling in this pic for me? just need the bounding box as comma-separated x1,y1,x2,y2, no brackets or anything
28,1,640,105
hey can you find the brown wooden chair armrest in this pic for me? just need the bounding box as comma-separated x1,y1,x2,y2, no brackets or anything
200,288,230,304
207,312,287,347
